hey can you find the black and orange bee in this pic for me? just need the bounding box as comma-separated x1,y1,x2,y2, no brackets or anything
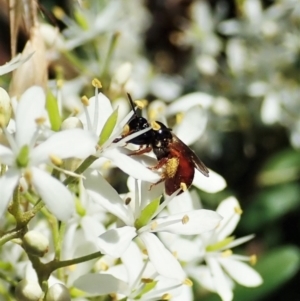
114,94,209,195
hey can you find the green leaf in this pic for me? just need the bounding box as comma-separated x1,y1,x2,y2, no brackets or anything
98,108,118,146
199,246,300,301
257,148,300,186
240,183,300,232
134,198,160,229
46,90,61,131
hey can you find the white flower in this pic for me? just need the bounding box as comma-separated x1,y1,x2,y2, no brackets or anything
83,171,222,281
0,86,97,221
74,240,187,300
78,88,160,183
166,196,263,301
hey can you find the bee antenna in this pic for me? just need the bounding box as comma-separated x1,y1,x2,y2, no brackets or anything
127,93,137,116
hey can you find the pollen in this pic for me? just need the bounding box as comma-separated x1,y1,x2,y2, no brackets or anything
234,206,243,215
92,78,102,88
81,95,89,106
182,214,189,224
122,124,130,136
250,254,257,265
142,249,148,256
180,182,187,191
165,158,179,178
183,278,193,287
49,154,63,166
151,120,161,131
221,249,233,257
176,112,184,124
161,293,172,300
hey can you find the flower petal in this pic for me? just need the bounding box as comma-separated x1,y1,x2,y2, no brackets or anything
153,209,222,235
219,258,263,287
31,129,97,165
215,197,241,240
15,86,46,147
0,144,14,165
193,169,226,193
207,257,233,301
0,168,20,218
84,170,133,225
173,106,207,145
139,232,185,281
31,167,74,221
97,226,137,258
74,273,129,295
102,148,161,183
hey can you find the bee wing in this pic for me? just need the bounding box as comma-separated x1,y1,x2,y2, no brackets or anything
172,134,209,177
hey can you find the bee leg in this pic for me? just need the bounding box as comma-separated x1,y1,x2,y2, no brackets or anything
128,145,153,156
149,176,165,191
148,157,168,170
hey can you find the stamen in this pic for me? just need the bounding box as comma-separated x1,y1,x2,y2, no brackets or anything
35,117,46,125
176,112,183,124
150,221,158,230
125,197,131,205
93,87,99,133
24,169,33,184
92,78,102,88
135,99,146,109
183,278,193,287
99,262,109,271
57,79,64,88
151,121,161,131
161,293,172,300
182,214,189,224
234,206,243,215
49,154,63,166
250,254,257,265
221,249,233,257
81,95,89,106
180,182,187,192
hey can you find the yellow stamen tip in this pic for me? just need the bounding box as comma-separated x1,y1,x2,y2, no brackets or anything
151,121,161,131
142,249,148,256
24,169,33,184
234,206,243,215
161,293,172,300
151,221,158,231
250,254,257,265
57,79,64,88
221,249,233,257
52,6,65,20
49,154,63,166
99,262,109,271
182,214,189,224
135,99,146,109
180,182,187,191
81,95,89,106
122,124,130,136
176,112,184,124
183,278,193,287
92,78,102,88
35,117,46,125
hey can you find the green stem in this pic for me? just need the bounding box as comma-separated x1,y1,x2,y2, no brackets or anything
52,251,102,270
63,155,98,186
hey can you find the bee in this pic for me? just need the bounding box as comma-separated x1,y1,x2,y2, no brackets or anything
115,94,209,195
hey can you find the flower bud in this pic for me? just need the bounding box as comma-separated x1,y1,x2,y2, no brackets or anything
0,87,12,127
15,279,43,301
61,117,83,130
46,284,71,301
23,230,49,257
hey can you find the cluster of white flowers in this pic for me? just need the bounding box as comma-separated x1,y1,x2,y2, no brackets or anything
0,78,262,300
